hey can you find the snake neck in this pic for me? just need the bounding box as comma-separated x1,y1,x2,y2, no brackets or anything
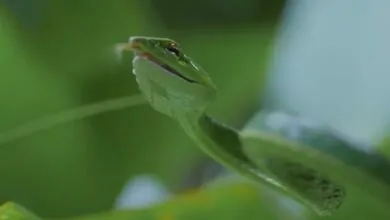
176,112,257,175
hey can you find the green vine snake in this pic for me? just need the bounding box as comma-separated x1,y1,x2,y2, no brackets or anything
2,36,390,217
115,36,390,216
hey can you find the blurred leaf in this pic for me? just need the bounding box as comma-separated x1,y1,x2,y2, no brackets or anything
0,202,42,220
70,177,278,220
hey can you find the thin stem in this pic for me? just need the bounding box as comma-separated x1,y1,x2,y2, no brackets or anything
0,94,146,146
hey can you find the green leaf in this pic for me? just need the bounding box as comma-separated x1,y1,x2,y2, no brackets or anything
0,203,42,220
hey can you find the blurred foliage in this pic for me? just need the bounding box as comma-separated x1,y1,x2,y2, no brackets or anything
0,202,42,220
0,177,294,220
150,0,285,29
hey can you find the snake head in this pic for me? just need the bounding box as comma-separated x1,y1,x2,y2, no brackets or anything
120,36,217,118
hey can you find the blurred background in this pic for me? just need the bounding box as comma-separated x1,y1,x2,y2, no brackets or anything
1,0,390,219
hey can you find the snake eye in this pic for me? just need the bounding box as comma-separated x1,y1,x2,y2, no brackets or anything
166,43,181,57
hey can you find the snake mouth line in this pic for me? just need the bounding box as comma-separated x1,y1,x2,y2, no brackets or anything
127,39,197,83
133,51,198,84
